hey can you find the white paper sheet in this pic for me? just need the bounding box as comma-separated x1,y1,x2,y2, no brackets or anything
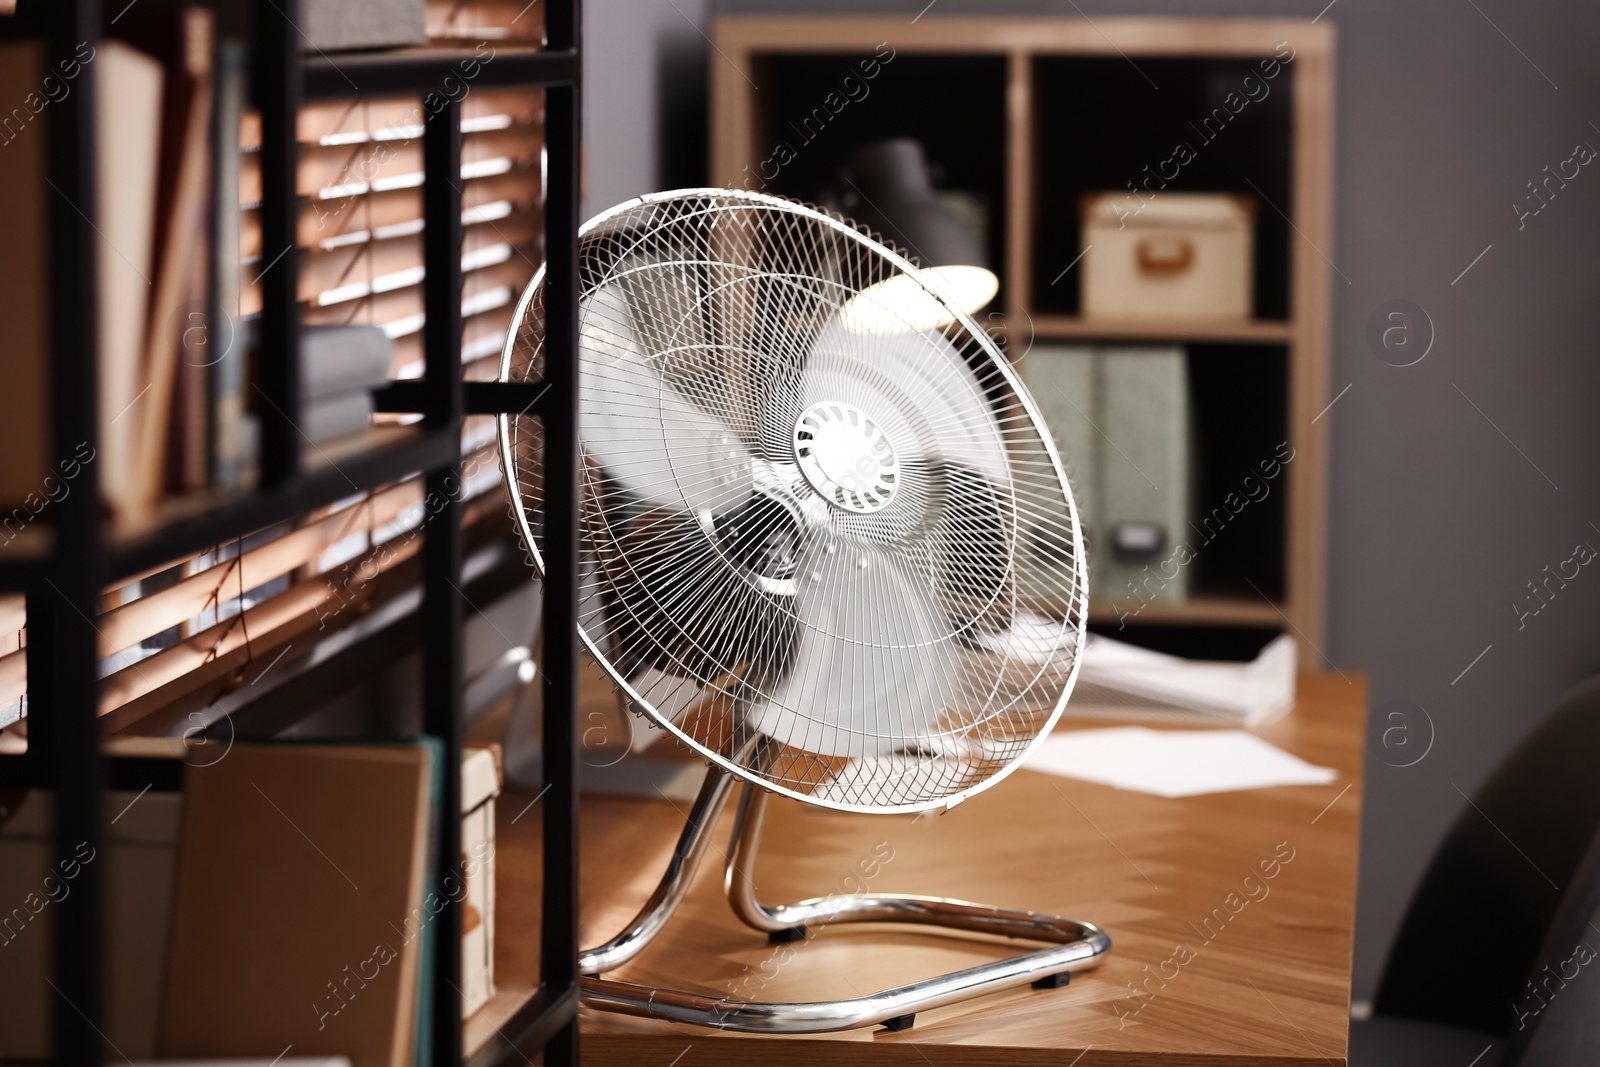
1025,726,1338,797
1075,632,1299,727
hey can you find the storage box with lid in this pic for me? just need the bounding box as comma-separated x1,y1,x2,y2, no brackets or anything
461,742,502,1019
1080,192,1254,321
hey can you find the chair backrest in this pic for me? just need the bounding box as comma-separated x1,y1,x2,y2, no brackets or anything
1507,823,1600,1065
1375,673,1600,1034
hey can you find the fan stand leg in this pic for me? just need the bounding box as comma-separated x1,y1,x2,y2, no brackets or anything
577,735,750,977
577,737,1112,1034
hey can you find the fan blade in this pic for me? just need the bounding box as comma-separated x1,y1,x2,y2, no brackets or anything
581,284,753,514
799,317,1009,485
744,541,958,758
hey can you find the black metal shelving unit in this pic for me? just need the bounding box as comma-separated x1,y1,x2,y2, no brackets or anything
0,1,583,1064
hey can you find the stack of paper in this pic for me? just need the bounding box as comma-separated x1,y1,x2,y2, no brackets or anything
1074,630,1298,727
967,614,1297,726
1025,726,1337,797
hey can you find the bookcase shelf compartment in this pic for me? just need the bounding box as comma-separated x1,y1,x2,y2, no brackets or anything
747,51,1009,307
712,14,1333,660
1027,53,1296,320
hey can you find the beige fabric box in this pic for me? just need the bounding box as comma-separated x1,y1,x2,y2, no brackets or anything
1080,193,1254,320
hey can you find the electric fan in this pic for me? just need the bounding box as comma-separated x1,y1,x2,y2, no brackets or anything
497,188,1110,1033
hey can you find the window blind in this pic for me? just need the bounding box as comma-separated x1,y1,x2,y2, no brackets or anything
0,0,550,741
0,421,510,730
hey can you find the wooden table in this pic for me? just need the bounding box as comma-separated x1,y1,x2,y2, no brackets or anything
490,672,1365,1066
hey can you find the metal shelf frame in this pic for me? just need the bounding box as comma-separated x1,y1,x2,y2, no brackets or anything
11,0,583,1063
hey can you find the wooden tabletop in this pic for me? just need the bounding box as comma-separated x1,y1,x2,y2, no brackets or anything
489,672,1366,1066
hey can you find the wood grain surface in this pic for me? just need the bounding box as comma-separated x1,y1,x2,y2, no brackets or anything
486,672,1366,1065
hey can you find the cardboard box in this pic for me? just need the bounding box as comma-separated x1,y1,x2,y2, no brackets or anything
159,743,436,1067
0,789,183,1059
461,743,501,1020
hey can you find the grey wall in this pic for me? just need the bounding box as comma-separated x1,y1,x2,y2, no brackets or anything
581,0,710,216
584,0,1600,1005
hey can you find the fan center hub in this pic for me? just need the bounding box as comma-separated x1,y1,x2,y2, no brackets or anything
793,401,899,514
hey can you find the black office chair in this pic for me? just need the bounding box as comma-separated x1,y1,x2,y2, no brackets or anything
1350,673,1600,1066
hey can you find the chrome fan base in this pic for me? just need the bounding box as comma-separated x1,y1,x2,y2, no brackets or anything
576,737,1111,1034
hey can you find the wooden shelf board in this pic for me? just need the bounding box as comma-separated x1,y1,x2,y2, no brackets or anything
1087,594,1287,627
1024,313,1294,344
716,17,1334,59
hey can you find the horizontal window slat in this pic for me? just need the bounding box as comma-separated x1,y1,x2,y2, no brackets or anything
98,527,427,714
94,480,422,656
97,488,509,719
239,126,541,203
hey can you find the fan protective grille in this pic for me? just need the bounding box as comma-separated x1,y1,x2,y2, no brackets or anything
499,189,1087,813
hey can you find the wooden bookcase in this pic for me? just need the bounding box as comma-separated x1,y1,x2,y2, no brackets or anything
710,16,1334,654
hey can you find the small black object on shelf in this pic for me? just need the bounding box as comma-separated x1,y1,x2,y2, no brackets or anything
835,138,987,270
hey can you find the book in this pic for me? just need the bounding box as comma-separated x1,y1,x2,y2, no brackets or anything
94,41,166,518
158,742,436,1067
1019,344,1098,598
211,38,249,491
460,744,500,1019
412,737,444,1067
301,0,428,51
114,5,215,509
426,0,546,42
170,322,213,493
232,321,392,447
